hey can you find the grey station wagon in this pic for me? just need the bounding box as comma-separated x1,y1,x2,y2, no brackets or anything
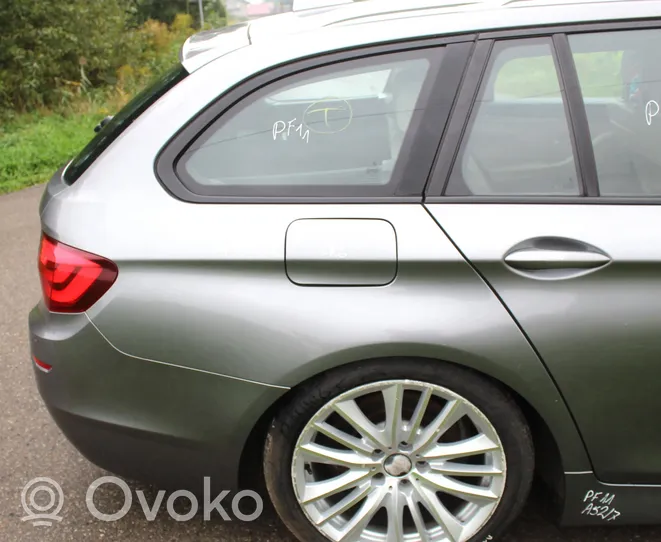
30,0,661,540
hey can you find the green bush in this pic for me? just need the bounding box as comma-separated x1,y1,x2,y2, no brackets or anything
132,0,226,29
133,0,190,24
107,14,194,110
0,11,198,193
0,1,200,116
0,0,142,111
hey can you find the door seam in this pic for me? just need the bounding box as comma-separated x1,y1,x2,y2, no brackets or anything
421,202,594,471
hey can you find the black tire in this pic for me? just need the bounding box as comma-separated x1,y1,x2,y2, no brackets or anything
264,358,534,542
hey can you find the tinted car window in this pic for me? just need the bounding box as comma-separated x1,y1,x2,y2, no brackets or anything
177,51,435,195
569,29,661,196
65,66,187,185
445,39,580,196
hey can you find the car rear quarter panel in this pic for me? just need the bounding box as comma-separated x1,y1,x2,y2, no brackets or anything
44,194,592,476
41,194,592,478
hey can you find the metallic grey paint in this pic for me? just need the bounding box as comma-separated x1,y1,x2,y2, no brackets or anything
285,219,397,286
427,204,661,484
29,302,286,490
35,173,591,496
28,0,661,533
429,204,661,483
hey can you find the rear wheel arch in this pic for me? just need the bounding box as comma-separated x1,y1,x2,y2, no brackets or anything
239,355,568,509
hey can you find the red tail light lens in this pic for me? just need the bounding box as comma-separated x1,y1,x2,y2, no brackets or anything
38,234,118,313
33,356,53,373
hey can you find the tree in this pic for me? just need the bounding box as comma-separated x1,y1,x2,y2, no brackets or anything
132,0,226,28
132,0,190,24
0,0,138,110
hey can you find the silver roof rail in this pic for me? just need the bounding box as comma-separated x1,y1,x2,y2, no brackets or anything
292,0,357,12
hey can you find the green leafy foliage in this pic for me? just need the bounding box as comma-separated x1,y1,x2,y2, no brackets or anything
0,9,199,194
0,0,139,111
0,1,202,114
133,0,226,27
133,0,191,24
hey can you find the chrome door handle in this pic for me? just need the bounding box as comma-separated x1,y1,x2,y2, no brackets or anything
504,248,611,271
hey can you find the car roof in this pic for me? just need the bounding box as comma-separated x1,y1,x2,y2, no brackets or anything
181,0,661,72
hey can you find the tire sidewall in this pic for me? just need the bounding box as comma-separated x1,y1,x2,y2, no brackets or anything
264,358,534,542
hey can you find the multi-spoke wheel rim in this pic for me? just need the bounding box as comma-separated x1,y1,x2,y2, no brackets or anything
292,380,506,542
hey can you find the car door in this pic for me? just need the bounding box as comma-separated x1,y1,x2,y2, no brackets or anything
425,27,661,485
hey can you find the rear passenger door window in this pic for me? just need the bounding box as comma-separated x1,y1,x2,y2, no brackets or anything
176,49,440,197
569,29,661,196
445,39,581,196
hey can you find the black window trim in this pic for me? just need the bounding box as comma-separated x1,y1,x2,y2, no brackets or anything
553,33,600,197
155,35,475,204
425,19,661,204
423,39,493,198
427,35,588,198
65,65,188,185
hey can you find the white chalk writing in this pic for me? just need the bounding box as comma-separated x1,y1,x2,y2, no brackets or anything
272,118,310,143
580,490,620,522
646,100,659,126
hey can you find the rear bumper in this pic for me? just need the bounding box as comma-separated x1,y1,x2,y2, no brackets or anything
29,303,286,491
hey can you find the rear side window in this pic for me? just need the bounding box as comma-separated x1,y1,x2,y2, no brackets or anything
176,49,438,197
569,29,661,196
64,66,187,184
445,39,580,197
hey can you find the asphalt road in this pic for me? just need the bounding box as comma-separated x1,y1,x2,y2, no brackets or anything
1,185,661,541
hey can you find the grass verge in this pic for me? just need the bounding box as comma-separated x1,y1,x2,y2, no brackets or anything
0,13,195,195
0,112,99,194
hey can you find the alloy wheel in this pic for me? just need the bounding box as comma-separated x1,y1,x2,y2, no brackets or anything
291,380,507,542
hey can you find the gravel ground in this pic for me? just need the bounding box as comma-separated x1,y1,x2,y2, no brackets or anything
1,185,660,541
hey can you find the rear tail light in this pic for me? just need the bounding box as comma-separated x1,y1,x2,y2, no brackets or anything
33,356,52,373
38,234,118,313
